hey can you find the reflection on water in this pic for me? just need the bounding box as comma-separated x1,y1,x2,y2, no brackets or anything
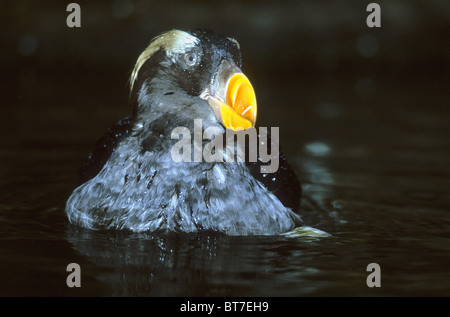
65,227,334,296
304,141,332,158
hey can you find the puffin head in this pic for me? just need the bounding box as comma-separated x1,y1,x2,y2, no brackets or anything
129,29,257,131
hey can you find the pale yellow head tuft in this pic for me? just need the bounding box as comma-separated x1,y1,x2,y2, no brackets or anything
130,30,199,93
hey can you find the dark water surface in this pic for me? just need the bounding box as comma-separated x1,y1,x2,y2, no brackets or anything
1,1,449,297
1,73,449,297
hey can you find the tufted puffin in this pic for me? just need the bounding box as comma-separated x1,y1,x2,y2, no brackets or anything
66,29,302,235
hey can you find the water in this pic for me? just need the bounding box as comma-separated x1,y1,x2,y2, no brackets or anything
1,1,450,297
1,68,449,296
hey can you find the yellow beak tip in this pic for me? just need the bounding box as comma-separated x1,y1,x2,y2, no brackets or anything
222,73,257,130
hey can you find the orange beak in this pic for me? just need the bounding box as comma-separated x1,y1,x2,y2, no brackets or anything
200,61,257,131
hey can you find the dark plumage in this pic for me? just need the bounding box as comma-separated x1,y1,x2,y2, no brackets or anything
66,29,302,235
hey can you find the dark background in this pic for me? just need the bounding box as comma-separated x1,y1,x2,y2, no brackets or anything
1,0,449,296
2,0,449,147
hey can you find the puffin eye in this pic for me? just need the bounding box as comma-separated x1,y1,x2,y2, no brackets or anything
184,52,198,67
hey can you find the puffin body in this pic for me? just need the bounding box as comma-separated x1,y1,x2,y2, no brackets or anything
66,29,301,235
